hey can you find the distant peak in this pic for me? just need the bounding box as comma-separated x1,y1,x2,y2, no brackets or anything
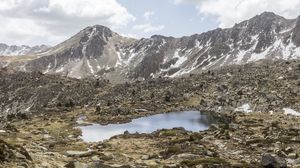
150,35,166,39
150,35,175,40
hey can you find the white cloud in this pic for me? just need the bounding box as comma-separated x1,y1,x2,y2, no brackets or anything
133,23,165,33
144,11,155,20
0,0,18,10
0,0,135,45
175,0,300,28
121,33,139,39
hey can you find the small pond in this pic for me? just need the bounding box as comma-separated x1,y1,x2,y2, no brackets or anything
79,111,214,142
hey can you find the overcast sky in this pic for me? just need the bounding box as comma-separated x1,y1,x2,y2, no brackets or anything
0,0,300,46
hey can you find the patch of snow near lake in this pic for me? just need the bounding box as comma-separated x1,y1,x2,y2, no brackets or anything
235,103,252,113
283,108,300,117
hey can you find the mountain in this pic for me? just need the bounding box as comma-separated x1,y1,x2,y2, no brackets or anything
0,43,49,56
2,12,300,82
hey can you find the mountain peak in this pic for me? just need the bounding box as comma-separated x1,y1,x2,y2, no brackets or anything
83,25,112,34
252,11,287,21
259,11,277,17
78,24,114,44
92,25,112,31
234,11,291,32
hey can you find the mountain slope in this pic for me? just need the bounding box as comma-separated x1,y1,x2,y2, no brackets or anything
2,12,300,82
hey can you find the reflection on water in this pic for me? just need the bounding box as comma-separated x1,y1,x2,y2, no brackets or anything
79,111,214,142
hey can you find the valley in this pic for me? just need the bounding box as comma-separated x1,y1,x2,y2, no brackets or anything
0,11,300,168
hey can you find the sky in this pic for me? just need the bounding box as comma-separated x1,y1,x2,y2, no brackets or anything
0,0,300,46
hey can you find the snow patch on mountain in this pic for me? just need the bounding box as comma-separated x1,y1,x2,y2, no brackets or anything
172,49,187,68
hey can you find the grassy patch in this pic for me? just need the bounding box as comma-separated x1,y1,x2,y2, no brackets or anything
183,97,201,107
160,145,183,158
160,130,177,136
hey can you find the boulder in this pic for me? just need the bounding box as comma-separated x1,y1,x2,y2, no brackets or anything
141,155,150,160
261,153,287,168
66,151,95,157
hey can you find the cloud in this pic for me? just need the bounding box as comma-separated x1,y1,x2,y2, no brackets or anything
174,0,300,28
0,0,135,45
121,33,139,39
144,11,155,20
133,23,165,33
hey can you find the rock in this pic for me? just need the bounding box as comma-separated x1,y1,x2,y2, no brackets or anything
144,160,158,166
141,155,150,160
109,164,130,167
19,162,29,168
195,165,204,168
87,162,105,168
183,93,192,100
173,153,200,159
0,139,31,162
206,150,214,157
15,152,27,160
166,164,178,168
277,150,288,158
288,153,298,159
261,153,287,168
293,158,300,165
134,109,148,112
66,151,95,157
91,156,100,161
64,161,87,168
284,147,293,153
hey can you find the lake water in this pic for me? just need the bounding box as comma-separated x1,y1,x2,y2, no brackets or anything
79,111,214,142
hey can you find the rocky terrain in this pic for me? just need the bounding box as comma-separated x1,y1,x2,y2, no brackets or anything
0,59,299,120
1,12,300,81
0,59,299,167
0,43,49,56
1,110,300,168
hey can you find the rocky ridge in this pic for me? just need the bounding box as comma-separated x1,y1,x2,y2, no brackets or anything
2,12,300,81
0,59,299,167
0,43,49,56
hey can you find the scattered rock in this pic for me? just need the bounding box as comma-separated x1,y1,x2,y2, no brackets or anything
15,153,27,160
174,153,200,159
66,151,95,157
261,153,287,168
141,155,150,160
288,153,298,159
